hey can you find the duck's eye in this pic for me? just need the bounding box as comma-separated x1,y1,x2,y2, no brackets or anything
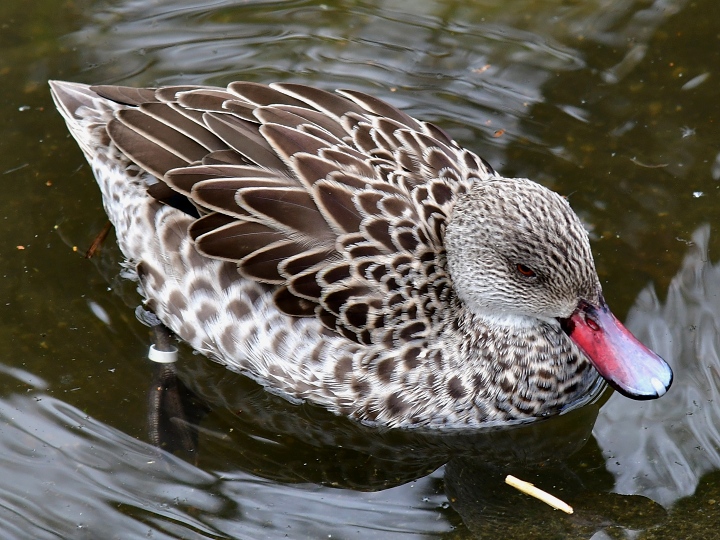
516,263,536,278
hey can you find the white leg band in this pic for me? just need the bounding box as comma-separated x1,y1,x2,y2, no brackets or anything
148,344,179,364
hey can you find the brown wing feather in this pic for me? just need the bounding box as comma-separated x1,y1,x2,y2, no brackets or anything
272,286,317,317
194,220,284,262
312,179,363,234
239,240,307,283
272,83,367,119
107,118,188,180
115,109,209,163
235,186,335,243
202,113,287,169
278,247,335,278
338,89,423,131
228,81,308,107
192,177,297,215
201,150,250,166
218,100,258,121
176,88,237,112
91,85,159,106
188,212,236,239
155,85,211,102
166,164,285,195
139,103,227,152
260,123,332,163
269,105,350,139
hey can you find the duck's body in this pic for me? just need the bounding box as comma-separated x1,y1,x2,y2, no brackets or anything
50,80,671,428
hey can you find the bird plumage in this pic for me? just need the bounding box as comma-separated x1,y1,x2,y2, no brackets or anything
49,79,669,429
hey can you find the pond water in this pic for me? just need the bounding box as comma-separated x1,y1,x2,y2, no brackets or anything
1,0,719,538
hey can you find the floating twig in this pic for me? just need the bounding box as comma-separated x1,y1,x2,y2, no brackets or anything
85,220,113,259
505,475,574,514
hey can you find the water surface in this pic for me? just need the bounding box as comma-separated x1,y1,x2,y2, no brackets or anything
1,0,719,538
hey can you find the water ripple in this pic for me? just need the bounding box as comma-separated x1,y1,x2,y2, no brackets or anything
0,393,455,538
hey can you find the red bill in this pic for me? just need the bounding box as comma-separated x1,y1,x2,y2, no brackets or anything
562,297,673,399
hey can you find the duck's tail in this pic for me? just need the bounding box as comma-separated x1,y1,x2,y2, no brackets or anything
49,81,121,159
49,80,162,269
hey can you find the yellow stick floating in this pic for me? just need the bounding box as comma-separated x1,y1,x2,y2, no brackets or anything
505,475,574,514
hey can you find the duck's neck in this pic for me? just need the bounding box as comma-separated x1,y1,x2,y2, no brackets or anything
438,297,599,423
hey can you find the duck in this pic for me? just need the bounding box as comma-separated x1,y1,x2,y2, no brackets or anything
49,79,672,429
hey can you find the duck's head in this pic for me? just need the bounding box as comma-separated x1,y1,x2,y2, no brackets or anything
445,177,672,400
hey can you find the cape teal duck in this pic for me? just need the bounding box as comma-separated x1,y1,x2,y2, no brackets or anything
49,80,672,428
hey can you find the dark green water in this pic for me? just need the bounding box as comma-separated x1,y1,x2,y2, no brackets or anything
1,0,719,538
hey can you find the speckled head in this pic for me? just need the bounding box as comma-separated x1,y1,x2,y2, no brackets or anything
445,176,672,400
445,177,601,321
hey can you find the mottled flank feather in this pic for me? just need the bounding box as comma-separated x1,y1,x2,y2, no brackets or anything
50,80,605,428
